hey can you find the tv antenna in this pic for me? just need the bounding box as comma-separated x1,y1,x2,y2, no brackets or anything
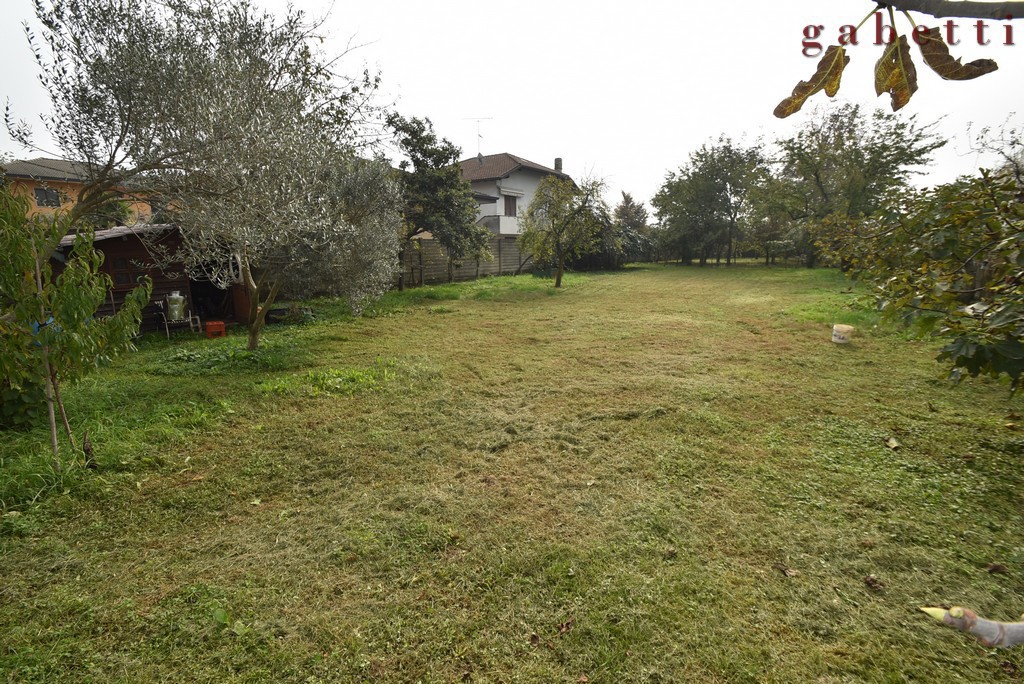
463,117,493,155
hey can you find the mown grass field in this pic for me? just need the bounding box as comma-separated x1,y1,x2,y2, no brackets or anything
2,265,1023,682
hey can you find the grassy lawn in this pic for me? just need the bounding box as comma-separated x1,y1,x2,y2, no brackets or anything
2,265,1023,682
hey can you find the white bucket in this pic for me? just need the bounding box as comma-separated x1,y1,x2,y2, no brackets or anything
832,324,854,344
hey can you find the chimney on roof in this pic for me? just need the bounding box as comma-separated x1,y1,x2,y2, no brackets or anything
554,158,563,173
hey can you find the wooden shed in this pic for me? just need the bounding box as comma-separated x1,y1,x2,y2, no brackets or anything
57,224,240,332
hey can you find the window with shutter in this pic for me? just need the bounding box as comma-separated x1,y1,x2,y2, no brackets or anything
34,187,61,208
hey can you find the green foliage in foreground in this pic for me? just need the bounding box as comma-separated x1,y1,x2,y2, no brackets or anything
0,188,150,455
1,267,1022,682
827,153,1024,389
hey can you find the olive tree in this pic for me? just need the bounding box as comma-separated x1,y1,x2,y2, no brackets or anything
9,0,400,350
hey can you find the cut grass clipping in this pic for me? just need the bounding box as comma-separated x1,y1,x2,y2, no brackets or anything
257,358,397,396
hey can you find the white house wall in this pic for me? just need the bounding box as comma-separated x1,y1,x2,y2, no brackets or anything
472,180,501,217
470,170,549,236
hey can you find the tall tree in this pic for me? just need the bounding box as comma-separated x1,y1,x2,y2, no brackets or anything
612,192,653,264
387,114,488,288
520,176,608,288
772,103,944,266
653,138,764,266
572,191,651,270
9,0,398,350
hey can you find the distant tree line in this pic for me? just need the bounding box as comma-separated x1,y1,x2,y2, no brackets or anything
652,103,943,268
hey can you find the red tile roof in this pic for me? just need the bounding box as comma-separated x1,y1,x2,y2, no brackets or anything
460,153,567,182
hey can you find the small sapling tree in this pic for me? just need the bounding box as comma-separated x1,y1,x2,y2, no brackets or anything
520,176,609,287
10,0,400,351
0,188,150,465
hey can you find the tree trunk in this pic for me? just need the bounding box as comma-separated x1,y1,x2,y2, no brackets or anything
239,257,282,351
32,244,61,467
247,318,264,351
246,279,282,351
555,257,565,288
727,221,734,266
50,372,77,452
41,351,60,467
397,243,406,292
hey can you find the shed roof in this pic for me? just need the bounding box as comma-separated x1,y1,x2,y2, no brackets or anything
58,223,174,248
460,153,568,183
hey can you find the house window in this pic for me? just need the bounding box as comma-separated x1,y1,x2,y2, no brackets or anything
504,195,517,217
111,256,141,287
34,187,61,208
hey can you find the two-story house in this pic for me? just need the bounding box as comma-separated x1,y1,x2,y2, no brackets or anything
397,152,570,285
459,153,570,235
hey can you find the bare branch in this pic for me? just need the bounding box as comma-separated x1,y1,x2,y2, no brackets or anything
922,607,1024,648
883,0,1024,20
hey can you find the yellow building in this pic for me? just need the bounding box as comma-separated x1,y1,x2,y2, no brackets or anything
3,157,153,223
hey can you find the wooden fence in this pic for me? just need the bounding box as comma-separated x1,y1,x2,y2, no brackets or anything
400,235,533,287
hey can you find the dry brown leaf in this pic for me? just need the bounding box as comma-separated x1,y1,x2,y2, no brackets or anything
558,618,575,634
529,632,540,646
884,437,901,450
987,563,1011,575
772,563,801,578
917,27,998,80
875,35,919,111
864,574,886,592
774,45,849,119
578,677,590,683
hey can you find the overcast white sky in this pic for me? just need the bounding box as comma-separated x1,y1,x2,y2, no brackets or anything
2,0,1021,210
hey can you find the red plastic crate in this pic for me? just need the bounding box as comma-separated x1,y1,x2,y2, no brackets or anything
205,320,226,338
